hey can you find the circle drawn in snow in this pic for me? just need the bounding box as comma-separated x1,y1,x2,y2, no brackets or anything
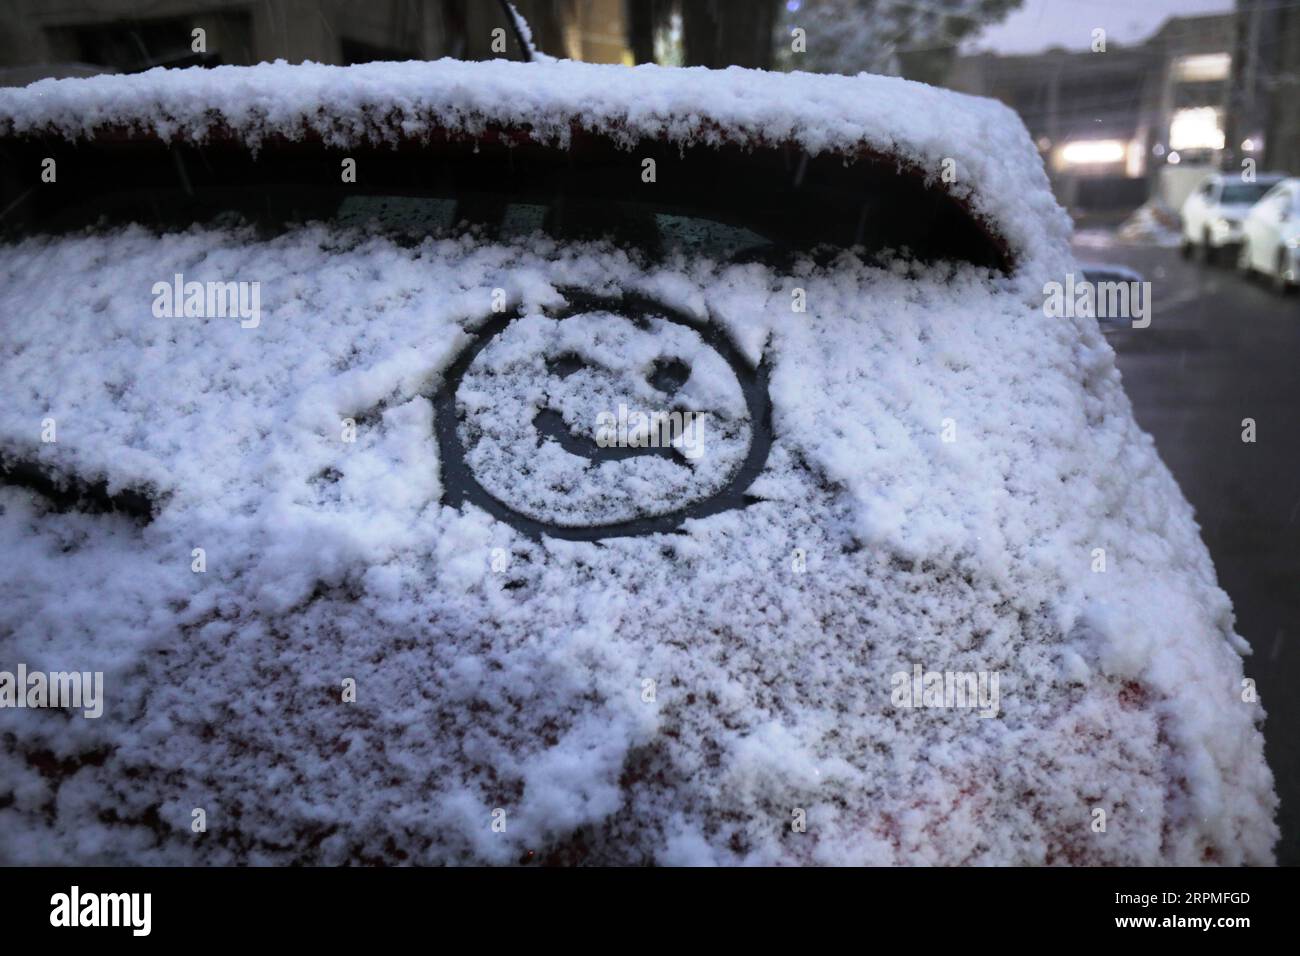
434,292,771,540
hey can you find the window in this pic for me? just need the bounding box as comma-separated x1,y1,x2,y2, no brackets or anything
2,128,1012,272
1173,53,1231,83
1220,183,1274,205
1169,107,1225,152
45,13,252,72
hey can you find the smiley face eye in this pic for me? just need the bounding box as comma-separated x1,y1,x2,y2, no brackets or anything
647,357,690,396
545,353,585,379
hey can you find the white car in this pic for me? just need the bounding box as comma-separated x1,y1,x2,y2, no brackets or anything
1180,171,1285,263
1237,177,1300,293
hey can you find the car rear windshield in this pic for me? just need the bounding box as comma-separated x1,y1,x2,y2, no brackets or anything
0,128,1011,272
1220,182,1276,205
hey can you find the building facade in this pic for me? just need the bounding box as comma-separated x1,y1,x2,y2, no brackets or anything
0,0,632,82
947,8,1299,214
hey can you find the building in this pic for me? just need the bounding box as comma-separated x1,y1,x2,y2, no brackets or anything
1230,0,1300,175
948,43,1153,211
0,0,632,82
948,13,1244,214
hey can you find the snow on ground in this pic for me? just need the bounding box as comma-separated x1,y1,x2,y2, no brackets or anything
0,59,1276,865
1071,229,1121,251
1116,200,1184,248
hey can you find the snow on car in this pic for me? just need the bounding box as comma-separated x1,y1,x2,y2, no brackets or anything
0,58,1278,865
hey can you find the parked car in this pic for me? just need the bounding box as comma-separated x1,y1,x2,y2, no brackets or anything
0,58,1277,865
1237,177,1300,294
1180,171,1285,264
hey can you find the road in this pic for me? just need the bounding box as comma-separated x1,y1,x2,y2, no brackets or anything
1075,237,1300,865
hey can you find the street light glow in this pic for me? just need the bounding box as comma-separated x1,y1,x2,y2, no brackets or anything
1060,139,1126,165
1169,107,1225,151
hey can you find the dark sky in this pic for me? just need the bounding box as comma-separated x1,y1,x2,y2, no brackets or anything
966,0,1234,54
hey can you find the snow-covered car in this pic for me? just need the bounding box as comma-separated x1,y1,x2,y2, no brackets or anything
0,59,1277,865
1237,176,1300,294
1180,171,1286,264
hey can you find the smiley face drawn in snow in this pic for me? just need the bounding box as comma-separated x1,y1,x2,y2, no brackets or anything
434,293,772,540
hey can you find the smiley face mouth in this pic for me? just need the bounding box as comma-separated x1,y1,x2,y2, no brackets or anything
433,290,772,541
532,352,704,465
532,407,691,464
